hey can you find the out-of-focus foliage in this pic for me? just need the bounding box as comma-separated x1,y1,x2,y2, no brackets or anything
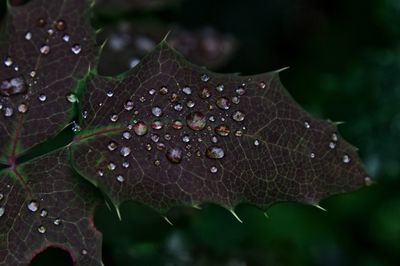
0,0,395,265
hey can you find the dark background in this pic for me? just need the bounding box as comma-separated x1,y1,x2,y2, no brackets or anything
2,0,400,265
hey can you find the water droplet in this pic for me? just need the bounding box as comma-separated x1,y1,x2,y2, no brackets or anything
210,166,218,173
216,84,224,92
304,121,310,129
27,200,39,212
166,148,183,163
40,44,50,55
232,111,245,122
310,152,315,159
186,100,195,108
172,120,183,130
37,225,46,234
151,106,162,117
62,34,70,42
216,97,230,110
0,207,5,217
4,57,12,67
151,120,163,130
159,86,168,95
259,82,266,89
215,125,230,136
235,87,245,96
3,107,13,117
254,140,260,146
200,73,210,82
54,218,61,226
1,76,27,96
18,103,28,113
211,135,218,143
124,100,134,111
182,86,192,95
0,193,3,200
29,71,36,77
122,131,131,139
71,44,82,55
199,88,211,99
154,160,161,166
107,141,117,151
122,161,130,168
106,90,114,97
187,111,206,131
343,154,351,163
156,143,166,150
182,135,190,143
231,96,240,104
110,114,119,122
107,162,116,171
37,18,46,27
206,146,225,159
66,93,78,103
364,177,373,186
332,133,338,142
145,144,152,151
82,110,88,119
151,134,160,143
164,134,172,141
235,130,243,137
55,19,66,31
97,170,104,176
14,65,19,71
209,116,216,122
174,103,183,112
38,94,47,102
72,121,81,132
133,121,148,136
120,146,131,157
329,142,336,149
116,175,125,183
40,209,48,217
25,32,32,40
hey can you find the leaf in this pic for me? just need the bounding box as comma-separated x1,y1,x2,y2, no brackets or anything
0,149,102,266
0,0,97,163
71,42,370,212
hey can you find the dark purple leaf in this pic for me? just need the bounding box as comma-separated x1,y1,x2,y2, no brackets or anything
71,42,371,213
0,0,97,163
0,149,102,266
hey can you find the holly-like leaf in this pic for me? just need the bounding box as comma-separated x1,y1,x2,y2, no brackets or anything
0,0,97,163
0,149,102,266
71,42,370,213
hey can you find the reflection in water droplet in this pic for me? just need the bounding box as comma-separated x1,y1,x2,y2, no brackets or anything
25,32,32,40
210,166,218,173
40,45,50,55
235,130,243,137
72,121,81,132
40,209,48,217
182,86,192,95
71,44,82,55
166,148,183,163
152,120,163,130
106,90,113,97
199,88,211,99
235,87,245,95
216,84,224,92
151,134,160,143
254,140,260,146
232,111,245,122
186,100,195,108
4,57,13,67
81,249,88,255
107,141,117,151
55,19,66,31
37,18,46,27
116,175,125,183
215,125,230,136
329,142,336,149
172,120,183,130
304,122,310,129
1,76,27,96
216,97,230,110
62,34,70,42
206,146,225,159
134,121,148,135
66,93,78,103
152,106,162,117
38,94,47,102
18,103,28,113
0,207,5,217
187,112,206,131
122,161,130,168
160,86,168,95
3,107,13,117
310,153,315,159
110,114,118,122
107,162,116,171
27,200,39,212
124,100,134,111
38,225,46,234
120,146,131,157
332,133,338,142
182,135,190,143
154,160,161,166
259,82,266,89
211,136,218,143
54,218,61,226
122,131,131,139
343,154,351,163
231,96,240,104
174,103,183,112
200,73,210,82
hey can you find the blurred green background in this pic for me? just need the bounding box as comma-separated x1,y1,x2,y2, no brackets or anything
3,0,400,265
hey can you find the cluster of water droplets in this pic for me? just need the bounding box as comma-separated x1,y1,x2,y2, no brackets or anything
1,17,83,117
